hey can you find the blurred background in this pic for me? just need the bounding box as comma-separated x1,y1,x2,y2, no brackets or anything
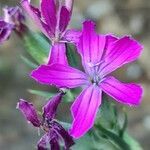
0,0,150,149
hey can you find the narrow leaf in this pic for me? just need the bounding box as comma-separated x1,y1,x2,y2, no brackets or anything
23,32,50,64
20,55,38,69
95,124,131,150
123,132,143,150
28,89,55,99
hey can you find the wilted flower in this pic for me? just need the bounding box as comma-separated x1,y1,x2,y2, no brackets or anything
21,0,80,65
0,19,13,44
31,20,143,138
17,93,74,150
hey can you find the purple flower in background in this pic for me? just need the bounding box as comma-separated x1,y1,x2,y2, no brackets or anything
17,93,74,150
0,19,13,44
21,0,80,65
31,20,143,138
3,6,25,33
0,6,26,44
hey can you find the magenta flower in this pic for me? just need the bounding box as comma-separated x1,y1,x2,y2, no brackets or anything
21,0,80,65
17,93,74,150
31,21,143,138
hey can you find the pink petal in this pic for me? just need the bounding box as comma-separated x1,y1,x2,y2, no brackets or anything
17,99,41,127
21,0,50,38
59,6,70,33
64,29,81,44
70,85,102,138
41,0,57,35
99,36,143,77
100,76,143,106
31,64,89,88
104,35,118,57
77,21,105,73
47,43,68,65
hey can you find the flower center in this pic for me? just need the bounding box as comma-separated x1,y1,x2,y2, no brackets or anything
88,62,101,85
91,74,100,85
42,118,53,132
52,35,60,43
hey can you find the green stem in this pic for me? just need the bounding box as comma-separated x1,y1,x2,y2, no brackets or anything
119,112,128,138
95,124,131,150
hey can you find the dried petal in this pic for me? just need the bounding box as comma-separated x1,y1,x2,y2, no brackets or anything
50,138,60,150
37,134,50,150
43,93,63,120
38,130,60,150
52,121,74,149
17,99,41,127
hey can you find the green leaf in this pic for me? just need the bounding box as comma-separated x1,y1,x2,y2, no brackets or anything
20,55,38,69
23,32,50,64
96,98,119,130
28,89,54,99
95,124,131,150
123,132,143,150
73,132,117,150
72,134,96,150
66,44,80,68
